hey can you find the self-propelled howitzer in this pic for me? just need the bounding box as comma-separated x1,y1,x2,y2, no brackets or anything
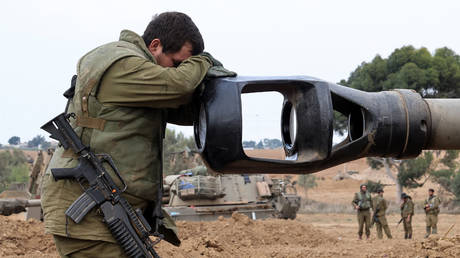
194,76,460,174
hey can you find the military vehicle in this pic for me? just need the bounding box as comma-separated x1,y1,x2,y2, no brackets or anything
162,166,300,221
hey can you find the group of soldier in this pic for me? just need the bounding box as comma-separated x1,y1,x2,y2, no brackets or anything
352,184,441,240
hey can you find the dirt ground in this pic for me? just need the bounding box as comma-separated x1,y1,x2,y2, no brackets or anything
1,212,459,258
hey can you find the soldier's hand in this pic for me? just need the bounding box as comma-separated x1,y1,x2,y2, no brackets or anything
201,52,237,78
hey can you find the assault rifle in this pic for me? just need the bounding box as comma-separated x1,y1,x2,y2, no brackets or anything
396,218,404,229
370,208,379,228
41,113,161,258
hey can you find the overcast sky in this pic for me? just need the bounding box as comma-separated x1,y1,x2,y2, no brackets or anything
0,0,459,144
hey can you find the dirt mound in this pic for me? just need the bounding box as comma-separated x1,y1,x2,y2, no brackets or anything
0,216,56,257
156,211,336,257
416,235,460,257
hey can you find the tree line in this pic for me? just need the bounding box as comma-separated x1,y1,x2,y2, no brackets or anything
5,135,52,149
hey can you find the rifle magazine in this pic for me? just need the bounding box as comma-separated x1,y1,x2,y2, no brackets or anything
65,192,97,223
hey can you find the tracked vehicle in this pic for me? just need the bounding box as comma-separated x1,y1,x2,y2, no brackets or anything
162,167,300,221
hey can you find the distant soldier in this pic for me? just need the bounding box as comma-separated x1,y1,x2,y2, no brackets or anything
424,188,441,238
352,184,373,239
400,193,414,239
372,188,392,239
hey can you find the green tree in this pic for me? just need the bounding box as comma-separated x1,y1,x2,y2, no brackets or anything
341,46,460,97
27,135,46,148
242,140,256,148
162,128,197,175
297,174,317,190
0,150,29,192
429,150,460,199
8,136,20,145
40,141,52,150
397,151,434,188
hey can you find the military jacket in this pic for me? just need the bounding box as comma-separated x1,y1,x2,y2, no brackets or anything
372,195,387,217
424,195,440,215
352,191,372,210
41,30,211,242
401,199,414,218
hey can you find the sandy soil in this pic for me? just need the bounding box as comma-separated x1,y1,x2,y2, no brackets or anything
1,212,459,258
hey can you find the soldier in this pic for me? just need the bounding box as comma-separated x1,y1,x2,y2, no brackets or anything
372,188,392,239
400,193,414,239
41,12,234,257
424,188,441,238
352,184,373,239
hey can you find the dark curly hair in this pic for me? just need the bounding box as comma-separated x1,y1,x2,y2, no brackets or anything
142,12,204,55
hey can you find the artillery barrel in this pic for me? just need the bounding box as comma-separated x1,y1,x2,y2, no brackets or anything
425,99,460,150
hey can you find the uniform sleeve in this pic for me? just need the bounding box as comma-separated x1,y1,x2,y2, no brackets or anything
409,201,414,215
97,55,211,109
433,197,440,209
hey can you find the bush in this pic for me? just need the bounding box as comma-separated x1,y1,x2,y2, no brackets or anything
0,150,29,192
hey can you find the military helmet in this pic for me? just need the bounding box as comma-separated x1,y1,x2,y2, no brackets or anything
401,192,408,199
377,188,384,193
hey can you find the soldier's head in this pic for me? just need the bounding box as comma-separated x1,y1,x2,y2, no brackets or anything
142,12,205,67
401,192,408,201
360,184,367,192
428,188,434,196
377,188,384,196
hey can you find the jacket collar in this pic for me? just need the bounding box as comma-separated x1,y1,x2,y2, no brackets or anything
119,30,156,64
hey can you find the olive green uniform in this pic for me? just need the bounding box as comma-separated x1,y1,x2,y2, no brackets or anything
424,195,440,237
372,195,392,239
352,191,373,238
401,198,414,239
41,30,211,257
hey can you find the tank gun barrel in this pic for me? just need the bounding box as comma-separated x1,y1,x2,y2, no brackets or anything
0,198,41,216
424,99,460,149
194,76,460,174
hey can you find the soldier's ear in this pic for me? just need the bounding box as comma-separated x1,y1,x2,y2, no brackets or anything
149,39,162,52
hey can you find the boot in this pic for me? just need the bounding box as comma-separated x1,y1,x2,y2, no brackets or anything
358,234,362,240
404,233,408,239
425,226,431,238
432,227,437,234
408,233,412,239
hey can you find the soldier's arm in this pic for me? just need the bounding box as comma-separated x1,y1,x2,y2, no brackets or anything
351,193,358,207
433,197,440,209
98,55,211,109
